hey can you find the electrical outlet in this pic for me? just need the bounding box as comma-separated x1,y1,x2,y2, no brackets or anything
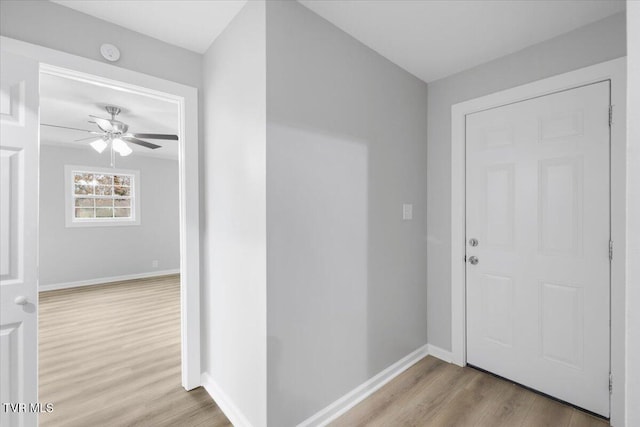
152,260,159,268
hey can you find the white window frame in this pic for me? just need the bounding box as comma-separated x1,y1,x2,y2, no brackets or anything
64,165,141,227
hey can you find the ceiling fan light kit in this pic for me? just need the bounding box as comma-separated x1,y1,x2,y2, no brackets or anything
112,137,133,156
89,138,108,154
41,105,179,166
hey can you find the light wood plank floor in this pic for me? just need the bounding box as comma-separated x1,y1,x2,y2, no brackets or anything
40,276,610,426
330,356,609,427
39,274,230,427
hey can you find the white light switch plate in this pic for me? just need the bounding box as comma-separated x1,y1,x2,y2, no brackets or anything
403,203,413,220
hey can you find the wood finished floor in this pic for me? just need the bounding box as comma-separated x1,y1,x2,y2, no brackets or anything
40,275,609,427
39,274,231,427
331,355,609,427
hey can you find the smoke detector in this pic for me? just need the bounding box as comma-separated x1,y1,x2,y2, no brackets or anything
100,43,121,62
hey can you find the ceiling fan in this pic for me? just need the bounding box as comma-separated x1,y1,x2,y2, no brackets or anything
41,105,178,157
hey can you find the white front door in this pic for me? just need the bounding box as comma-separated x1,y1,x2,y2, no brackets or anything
0,50,39,427
465,81,610,416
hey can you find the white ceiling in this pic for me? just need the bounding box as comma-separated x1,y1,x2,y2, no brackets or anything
299,0,625,82
51,0,247,53
40,73,180,160
50,0,625,83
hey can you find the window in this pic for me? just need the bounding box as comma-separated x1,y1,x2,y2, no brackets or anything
65,166,140,227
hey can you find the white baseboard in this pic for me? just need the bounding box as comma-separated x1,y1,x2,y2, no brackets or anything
201,372,255,427
426,344,454,364
297,344,429,427
39,269,180,292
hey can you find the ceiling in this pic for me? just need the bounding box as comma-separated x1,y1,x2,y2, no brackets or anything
299,0,625,82
51,0,248,53
49,0,625,82
40,73,180,160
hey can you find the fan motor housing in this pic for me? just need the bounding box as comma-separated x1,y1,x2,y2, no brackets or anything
105,106,121,116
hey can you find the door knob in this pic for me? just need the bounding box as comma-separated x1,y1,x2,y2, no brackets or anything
469,238,479,247
468,256,479,265
14,296,28,305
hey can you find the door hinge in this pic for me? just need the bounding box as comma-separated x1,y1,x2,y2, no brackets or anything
609,373,613,394
609,240,613,261
609,105,613,126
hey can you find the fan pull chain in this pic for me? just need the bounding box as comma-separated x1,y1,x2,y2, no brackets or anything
110,143,116,168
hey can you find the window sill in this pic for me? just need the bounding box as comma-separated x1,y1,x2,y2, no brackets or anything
65,219,141,228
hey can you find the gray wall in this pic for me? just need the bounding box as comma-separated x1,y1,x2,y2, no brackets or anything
201,2,267,426
426,12,627,350
0,0,201,88
39,145,179,285
265,2,428,425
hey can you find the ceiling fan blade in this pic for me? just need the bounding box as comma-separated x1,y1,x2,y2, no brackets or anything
41,123,95,133
122,136,161,150
75,135,103,142
89,115,114,132
131,133,178,141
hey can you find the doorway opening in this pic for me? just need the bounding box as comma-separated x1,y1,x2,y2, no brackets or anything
1,37,202,426
36,67,198,424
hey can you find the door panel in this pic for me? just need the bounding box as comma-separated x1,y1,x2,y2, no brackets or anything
485,164,515,249
466,81,610,417
0,50,39,427
538,156,584,255
540,282,583,369
482,273,514,347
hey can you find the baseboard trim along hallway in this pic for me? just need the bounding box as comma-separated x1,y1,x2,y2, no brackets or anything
297,344,434,427
200,343,455,427
201,372,255,427
38,269,181,292
426,344,454,364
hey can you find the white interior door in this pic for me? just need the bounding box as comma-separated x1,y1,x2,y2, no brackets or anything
0,50,39,427
465,81,610,417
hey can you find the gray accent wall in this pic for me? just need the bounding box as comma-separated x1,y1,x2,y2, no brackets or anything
39,145,179,285
201,2,267,426
426,12,627,351
265,2,428,425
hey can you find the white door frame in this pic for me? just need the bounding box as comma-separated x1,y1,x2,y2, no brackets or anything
450,57,626,425
0,36,202,391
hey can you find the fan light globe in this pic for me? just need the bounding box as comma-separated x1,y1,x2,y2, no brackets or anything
120,145,133,156
90,138,108,154
112,138,133,157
